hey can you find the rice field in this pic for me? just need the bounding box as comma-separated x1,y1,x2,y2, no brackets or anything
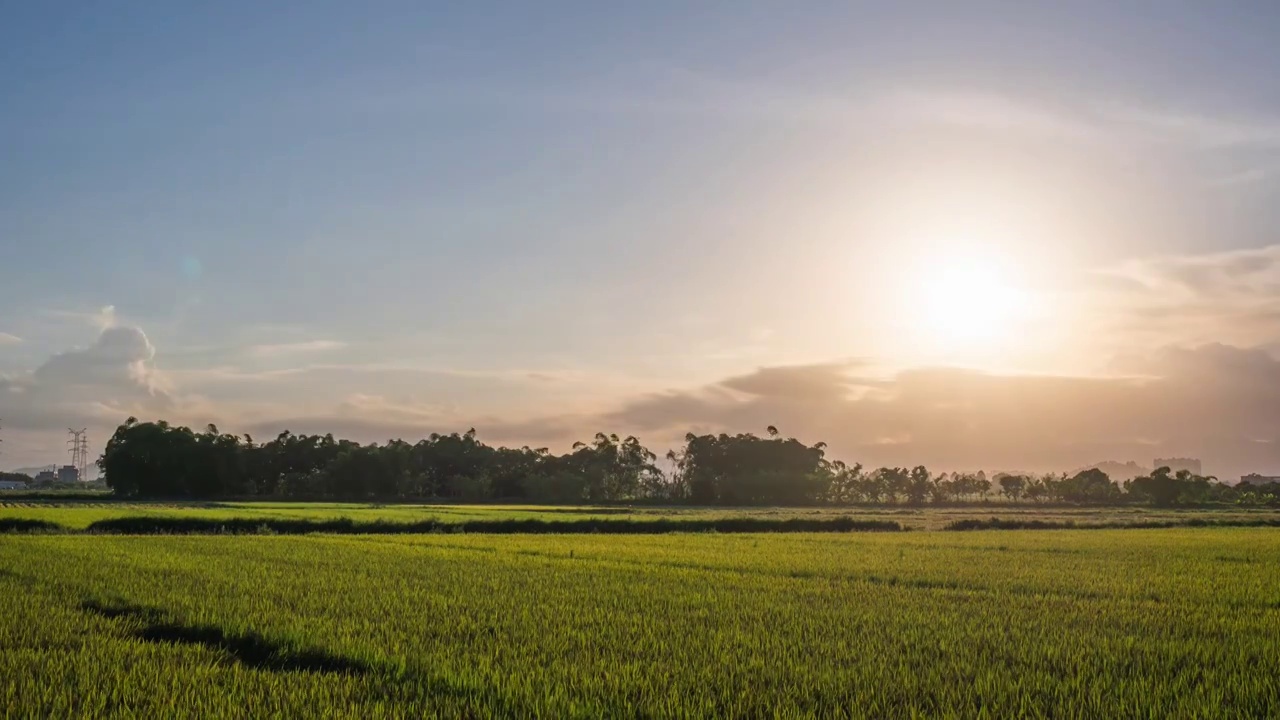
2,499,1279,531
2,527,1278,717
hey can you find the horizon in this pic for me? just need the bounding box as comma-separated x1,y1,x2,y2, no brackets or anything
0,421,1237,485
6,3,1280,479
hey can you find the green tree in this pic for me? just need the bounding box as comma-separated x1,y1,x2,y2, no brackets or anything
998,474,1027,502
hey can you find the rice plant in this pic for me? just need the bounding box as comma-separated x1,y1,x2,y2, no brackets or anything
2,528,1277,717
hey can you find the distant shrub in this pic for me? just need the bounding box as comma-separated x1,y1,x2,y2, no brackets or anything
0,518,65,533
945,517,1280,531
84,516,904,535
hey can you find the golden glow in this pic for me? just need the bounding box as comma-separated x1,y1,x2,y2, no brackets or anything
909,250,1030,350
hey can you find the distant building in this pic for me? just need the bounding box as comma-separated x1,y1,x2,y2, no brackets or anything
34,470,56,484
1239,474,1280,486
57,465,80,483
0,480,27,491
1153,457,1202,476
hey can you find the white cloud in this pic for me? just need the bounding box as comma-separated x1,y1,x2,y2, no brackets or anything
42,305,118,330
0,326,172,436
0,333,21,345
245,340,348,358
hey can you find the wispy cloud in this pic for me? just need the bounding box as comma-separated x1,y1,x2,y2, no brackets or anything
0,332,22,345
244,340,348,358
380,64,1280,190
652,68,1280,185
1089,244,1280,351
883,87,1280,154
880,89,1100,140
1205,166,1279,188
1104,103,1280,150
42,305,118,330
170,362,625,389
886,88,1280,185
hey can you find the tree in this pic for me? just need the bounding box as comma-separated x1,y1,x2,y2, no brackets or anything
906,466,934,505
828,462,865,504
1125,467,1226,507
104,414,1241,510
675,430,831,505
998,474,1027,502
1061,468,1120,503
1024,475,1047,503
873,467,909,504
1125,466,1181,507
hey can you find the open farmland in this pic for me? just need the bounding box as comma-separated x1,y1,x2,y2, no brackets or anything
2,500,1279,532
2,528,1278,717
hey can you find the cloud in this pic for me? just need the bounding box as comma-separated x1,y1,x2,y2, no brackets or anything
878,88,1280,184
0,325,172,435
35,327,167,392
1092,244,1280,350
42,305,117,330
591,349,1280,480
14,238,1280,481
886,88,1280,153
244,340,348,358
1105,103,1280,150
719,362,867,398
240,393,585,448
0,333,21,345
231,347,1280,482
1206,166,1278,187
11,332,1280,484
881,90,1099,140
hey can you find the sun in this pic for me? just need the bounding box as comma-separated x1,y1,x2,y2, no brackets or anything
911,252,1028,348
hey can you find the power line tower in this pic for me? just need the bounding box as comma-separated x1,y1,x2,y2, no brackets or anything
67,428,88,482
78,432,90,481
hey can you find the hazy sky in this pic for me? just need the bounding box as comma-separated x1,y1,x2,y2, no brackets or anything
5,2,1280,477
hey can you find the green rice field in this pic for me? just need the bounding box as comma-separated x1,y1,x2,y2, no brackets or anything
2,524,1278,717
2,499,1279,531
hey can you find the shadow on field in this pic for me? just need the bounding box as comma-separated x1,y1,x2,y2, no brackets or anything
0,518,63,533
80,599,369,675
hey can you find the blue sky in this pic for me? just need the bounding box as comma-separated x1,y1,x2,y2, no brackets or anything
5,2,1280,475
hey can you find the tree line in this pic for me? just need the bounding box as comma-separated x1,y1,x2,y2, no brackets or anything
97,418,1280,506
0,471,36,485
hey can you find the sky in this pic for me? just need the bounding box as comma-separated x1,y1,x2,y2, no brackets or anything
5,1,1280,478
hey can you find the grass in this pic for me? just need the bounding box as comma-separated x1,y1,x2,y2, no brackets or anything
2,528,1278,717
3,499,1279,531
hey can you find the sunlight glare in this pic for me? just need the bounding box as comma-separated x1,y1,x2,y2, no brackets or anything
911,251,1029,349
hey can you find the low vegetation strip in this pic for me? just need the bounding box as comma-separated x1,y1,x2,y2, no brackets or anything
0,518,64,533
83,516,905,535
945,517,1280,531
11,513,1280,534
